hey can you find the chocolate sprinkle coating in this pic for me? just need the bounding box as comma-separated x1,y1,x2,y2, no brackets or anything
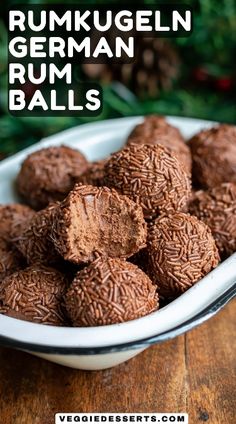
104,144,191,220
0,265,67,326
77,159,107,187
51,185,147,264
189,124,236,189
17,203,60,265
189,183,236,258
127,115,192,175
0,203,35,241
16,145,89,210
65,257,159,326
0,237,23,282
146,212,220,298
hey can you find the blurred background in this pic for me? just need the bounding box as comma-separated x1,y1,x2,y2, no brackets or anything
0,0,236,159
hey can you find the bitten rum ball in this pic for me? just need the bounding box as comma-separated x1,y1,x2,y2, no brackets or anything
51,185,147,264
146,212,220,298
104,144,191,220
0,265,67,325
17,202,60,265
126,115,192,175
189,124,236,189
65,257,159,326
0,203,35,241
189,183,236,258
16,145,89,210
0,237,23,283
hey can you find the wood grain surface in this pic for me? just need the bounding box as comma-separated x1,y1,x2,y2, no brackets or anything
0,300,235,424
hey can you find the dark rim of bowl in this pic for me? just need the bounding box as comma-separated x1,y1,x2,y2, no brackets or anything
0,284,235,355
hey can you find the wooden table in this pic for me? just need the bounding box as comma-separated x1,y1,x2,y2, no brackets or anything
0,300,235,424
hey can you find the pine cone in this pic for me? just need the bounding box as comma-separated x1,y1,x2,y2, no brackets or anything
117,38,180,97
82,37,180,98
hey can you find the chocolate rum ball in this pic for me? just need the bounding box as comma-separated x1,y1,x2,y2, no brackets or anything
77,159,107,187
17,202,60,265
0,265,67,326
189,124,236,189
189,183,236,258
0,237,24,283
126,115,192,175
146,212,220,298
51,185,147,264
104,144,191,220
65,257,159,326
0,203,35,242
16,145,89,209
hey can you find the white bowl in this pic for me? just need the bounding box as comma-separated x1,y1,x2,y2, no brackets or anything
0,116,235,370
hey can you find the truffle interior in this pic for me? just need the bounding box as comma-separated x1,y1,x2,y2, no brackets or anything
68,192,144,260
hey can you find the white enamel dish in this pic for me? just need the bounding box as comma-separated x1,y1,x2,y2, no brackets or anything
0,116,235,370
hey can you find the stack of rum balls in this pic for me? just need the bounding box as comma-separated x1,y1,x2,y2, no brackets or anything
0,116,235,327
